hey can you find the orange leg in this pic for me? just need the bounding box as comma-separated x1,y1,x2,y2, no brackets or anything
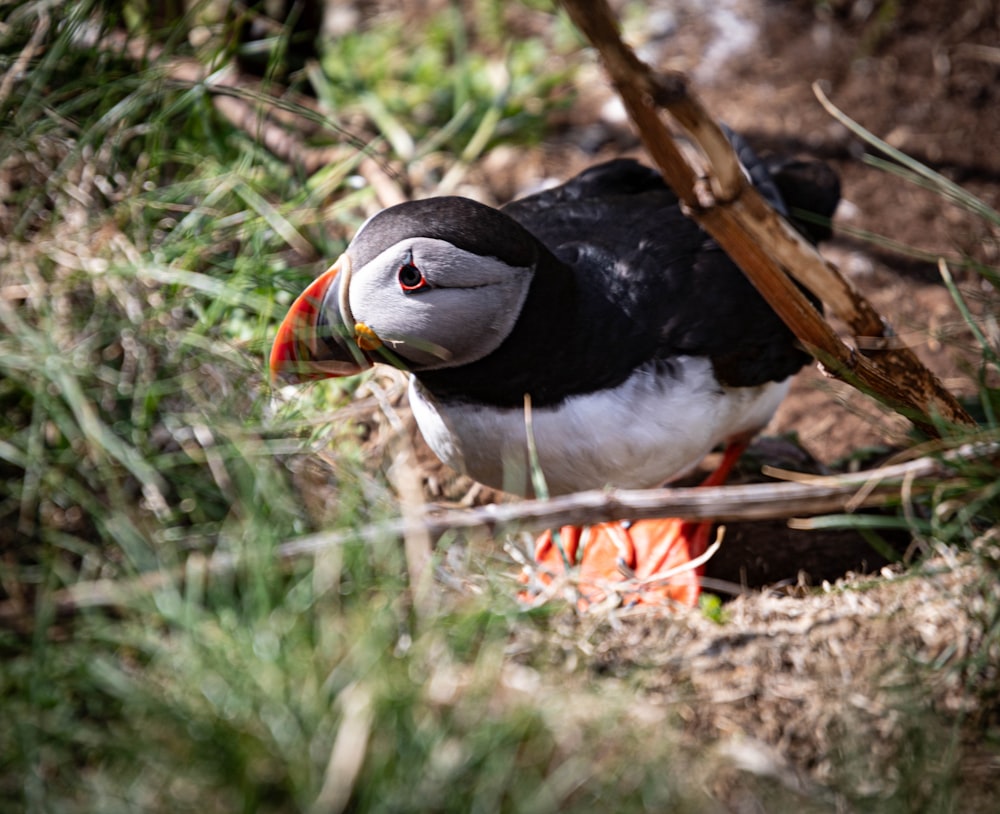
520,441,747,609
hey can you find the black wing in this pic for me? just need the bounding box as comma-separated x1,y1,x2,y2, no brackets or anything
418,148,838,408
502,152,837,390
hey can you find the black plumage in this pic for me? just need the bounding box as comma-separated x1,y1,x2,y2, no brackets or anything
413,151,838,409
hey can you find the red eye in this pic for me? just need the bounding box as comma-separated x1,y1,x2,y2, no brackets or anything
398,261,427,292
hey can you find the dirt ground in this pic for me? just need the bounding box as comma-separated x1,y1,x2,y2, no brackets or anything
361,0,1000,800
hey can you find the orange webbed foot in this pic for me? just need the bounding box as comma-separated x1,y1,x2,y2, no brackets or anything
517,440,748,610
520,517,713,608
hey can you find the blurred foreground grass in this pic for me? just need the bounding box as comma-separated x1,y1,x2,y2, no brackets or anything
2,1,1000,812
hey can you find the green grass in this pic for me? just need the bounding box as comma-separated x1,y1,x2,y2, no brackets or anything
2,1,1000,811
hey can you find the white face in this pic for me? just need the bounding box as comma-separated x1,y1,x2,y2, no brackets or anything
343,236,534,370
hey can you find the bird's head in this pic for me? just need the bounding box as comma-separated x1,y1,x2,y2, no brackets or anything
270,197,539,383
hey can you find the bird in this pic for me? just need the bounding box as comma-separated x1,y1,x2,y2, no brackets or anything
270,134,839,608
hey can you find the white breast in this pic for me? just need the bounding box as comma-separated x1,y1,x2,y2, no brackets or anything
408,357,789,497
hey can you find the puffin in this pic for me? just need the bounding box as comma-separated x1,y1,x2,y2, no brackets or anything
271,134,839,608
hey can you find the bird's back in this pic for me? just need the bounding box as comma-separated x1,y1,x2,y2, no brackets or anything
498,151,837,391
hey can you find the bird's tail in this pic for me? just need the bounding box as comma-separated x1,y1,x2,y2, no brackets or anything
765,157,842,244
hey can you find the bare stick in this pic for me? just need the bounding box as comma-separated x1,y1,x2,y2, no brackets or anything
558,0,974,434
2,442,993,627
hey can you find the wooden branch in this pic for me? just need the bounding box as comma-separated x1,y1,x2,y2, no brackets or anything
2,443,993,628
559,0,974,435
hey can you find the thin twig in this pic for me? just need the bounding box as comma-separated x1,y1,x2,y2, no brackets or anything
2,442,994,627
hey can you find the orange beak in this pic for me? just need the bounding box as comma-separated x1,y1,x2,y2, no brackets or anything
269,254,373,384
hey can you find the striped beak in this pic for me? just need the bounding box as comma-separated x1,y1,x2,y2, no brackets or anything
269,254,374,383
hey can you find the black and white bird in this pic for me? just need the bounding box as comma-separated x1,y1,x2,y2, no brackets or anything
271,137,839,606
